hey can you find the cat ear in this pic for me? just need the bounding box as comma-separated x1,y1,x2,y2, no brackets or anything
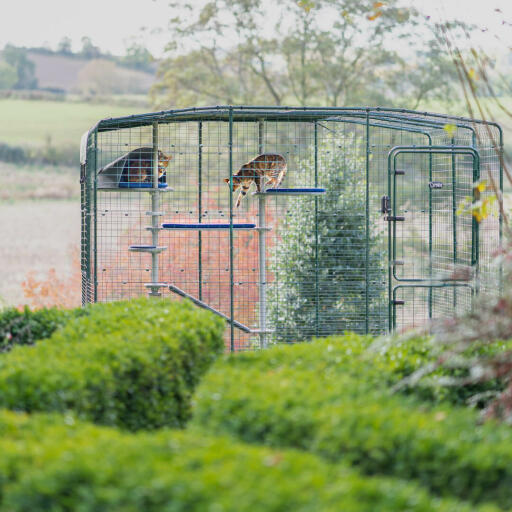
224,178,230,183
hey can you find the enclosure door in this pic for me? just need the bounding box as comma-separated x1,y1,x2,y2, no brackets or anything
387,147,479,331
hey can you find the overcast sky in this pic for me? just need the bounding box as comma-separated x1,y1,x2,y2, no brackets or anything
0,0,510,57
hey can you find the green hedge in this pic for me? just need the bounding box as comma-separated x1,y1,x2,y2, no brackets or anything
0,298,224,430
0,410,496,512
193,334,512,508
0,306,84,353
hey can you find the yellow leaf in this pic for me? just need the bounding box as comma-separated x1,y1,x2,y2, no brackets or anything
297,0,314,12
443,123,456,136
468,67,478,80
476,180,487,193
373,1,385,8
367,10,382,20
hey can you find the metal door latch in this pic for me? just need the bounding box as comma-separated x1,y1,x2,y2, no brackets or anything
381,195,390,214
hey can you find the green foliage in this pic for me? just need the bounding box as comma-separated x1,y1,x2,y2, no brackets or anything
0,410,495,512
268,136,385,341
0,298,224,430
0,142,28,164
2,45,37,90
122,43,154,72
193,334,512,508
0,306,83,353
0,60,18,90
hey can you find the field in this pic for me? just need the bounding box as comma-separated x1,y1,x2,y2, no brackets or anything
0,98,144,149
0,162,80,306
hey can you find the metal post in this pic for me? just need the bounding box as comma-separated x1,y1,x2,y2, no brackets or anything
258,194,267,349
258,118,267,348
472,148,480,295
149,122,160,297
314,121,320,337
198,122,203,300
365,111,370,334
451,137,457,309
229,108,235,351
428,134,433,319
93,129,98,303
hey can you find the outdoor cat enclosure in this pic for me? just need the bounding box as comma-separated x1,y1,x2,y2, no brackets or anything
80,106,503,350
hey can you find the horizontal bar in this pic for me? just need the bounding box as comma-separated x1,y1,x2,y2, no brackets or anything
99,187,173,192
143,282,168,288
168,283,255,334
256,188,326,196
128,245,166,253
162,223,256,230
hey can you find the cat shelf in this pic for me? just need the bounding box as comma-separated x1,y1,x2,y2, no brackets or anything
100,183,171,192
128,245,167,253
255,188,326,196
161,223,256,230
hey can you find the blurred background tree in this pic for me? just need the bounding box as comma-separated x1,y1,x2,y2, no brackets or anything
151,0,459,108
2,44,37,90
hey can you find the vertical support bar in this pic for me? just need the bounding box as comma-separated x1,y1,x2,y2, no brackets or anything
149,122,160,297
392,155,398,330
498,127,504,294
198,121,203,301
314,121,320,337
472,150,480,294
451,137,457,309
257,119,267,348
387,148,393,331
93,129,98,303
228,107,235,352
428,134,433,319
365,111,370,334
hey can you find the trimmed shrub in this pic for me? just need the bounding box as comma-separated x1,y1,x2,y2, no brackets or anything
0,298,224,430
0,306,84,353
0,410,495,512
193,335,512,508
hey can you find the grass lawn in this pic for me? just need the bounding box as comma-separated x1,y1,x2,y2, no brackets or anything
0,99,145,150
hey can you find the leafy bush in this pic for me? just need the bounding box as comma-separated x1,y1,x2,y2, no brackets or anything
268,134,386,342
0,298,224,430
0,410,494,512
0,142,28,163
0,306,83,353
193,335,512,508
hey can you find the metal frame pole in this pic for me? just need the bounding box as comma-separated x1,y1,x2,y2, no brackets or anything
258,119,267,348
149,122,160,297
229,108,235,351
451,137,457,309
198,121,203,300
365,111,370,333
314,121,320,336
93,130,98,303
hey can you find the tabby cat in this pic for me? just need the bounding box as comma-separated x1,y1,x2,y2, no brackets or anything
224,153,287,207
123,148,172,184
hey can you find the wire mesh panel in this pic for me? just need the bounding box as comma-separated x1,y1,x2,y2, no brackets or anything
81,107,503,350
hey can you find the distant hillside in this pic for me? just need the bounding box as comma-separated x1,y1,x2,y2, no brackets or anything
27,51,155,94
